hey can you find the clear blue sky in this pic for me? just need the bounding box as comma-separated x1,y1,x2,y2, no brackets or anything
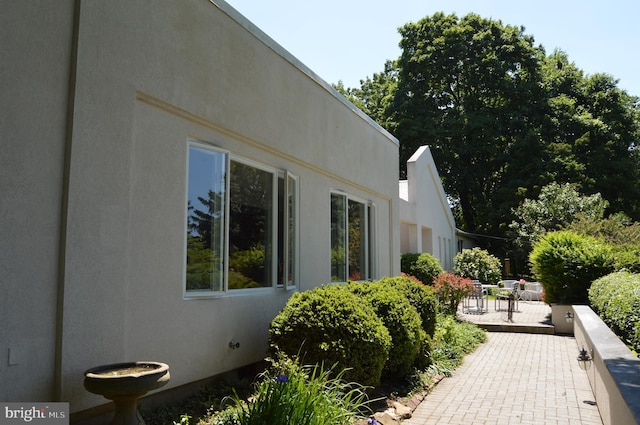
226,0,639,97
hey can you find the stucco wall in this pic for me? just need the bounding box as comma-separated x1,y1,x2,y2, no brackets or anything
0,0,76,402
2,0,400,412
399,146,456,270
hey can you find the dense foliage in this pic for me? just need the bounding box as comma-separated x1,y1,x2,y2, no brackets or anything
210,355,370,425
510,182,608,250
400,252,444,285
269,277,442,386
529,231,615,304
453,248,502,285
144,309,487,425
433,273,475,315
565,212,640,273
338,12,640,250
589,272,640,355
378,275,439,337
428,314,487,376
394,13,546,235
347,281,425,377
269,284,391,387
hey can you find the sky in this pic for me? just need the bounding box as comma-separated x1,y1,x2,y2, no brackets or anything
225,0,640,97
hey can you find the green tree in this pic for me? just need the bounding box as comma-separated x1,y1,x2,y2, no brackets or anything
566,212,640,246
509,182,608,250
540,51,640,218
346,13,640,247
393,13,546,233
335,60,399,131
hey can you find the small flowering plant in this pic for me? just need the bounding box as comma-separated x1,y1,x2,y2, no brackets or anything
213,354,371,424
433,272,475,315
518,278,526,290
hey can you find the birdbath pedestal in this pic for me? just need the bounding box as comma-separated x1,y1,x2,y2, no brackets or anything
84,361,170,425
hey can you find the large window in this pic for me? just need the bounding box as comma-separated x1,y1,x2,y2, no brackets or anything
331,192,375,282
186,142,298,296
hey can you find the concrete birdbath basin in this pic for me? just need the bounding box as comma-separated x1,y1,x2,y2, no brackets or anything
84,361,170,425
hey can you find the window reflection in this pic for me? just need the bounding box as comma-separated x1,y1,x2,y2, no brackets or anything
228,161,273,289
186,142,298,295
331,192,375,282
186,147,226,292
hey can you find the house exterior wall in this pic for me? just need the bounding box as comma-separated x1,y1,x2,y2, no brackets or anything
0,0,76,403
399,146,456,271
1,0,400,413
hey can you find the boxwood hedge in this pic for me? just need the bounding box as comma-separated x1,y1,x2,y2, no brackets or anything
589,271,640,354
400,252,443,285
269,276,441,386
377,275,438,337
269,284,391,387
346,280,425,377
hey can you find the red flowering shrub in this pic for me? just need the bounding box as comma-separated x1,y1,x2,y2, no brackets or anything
433,273,475,314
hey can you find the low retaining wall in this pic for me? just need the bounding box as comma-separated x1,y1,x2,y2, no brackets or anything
573,305,640,425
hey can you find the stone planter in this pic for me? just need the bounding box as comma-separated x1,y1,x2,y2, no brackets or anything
551,304,574,335
84,361,170,425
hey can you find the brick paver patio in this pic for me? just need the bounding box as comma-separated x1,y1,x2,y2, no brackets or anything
403,302,603,425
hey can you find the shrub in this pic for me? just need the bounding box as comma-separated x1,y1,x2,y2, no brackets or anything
378,275,439,337
269,284,391,387
613,244,640,273
589,271,640,354
429,314,486,376
400,252,444,285
453,248,501,285
346,281,425,377
211,354,370,425
529,231,615,304
433,273,475,315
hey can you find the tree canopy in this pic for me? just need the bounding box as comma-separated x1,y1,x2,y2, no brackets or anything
337,12,640,253
509,182,608,250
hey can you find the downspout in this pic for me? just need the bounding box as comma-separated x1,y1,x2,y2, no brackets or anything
54,0,81,401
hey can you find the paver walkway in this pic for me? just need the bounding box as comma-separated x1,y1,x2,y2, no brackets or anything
404,302,603,425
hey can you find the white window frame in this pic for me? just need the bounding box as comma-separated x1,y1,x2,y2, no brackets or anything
330,190,377,283
185,141,230,298
282,171,299,291
184,140,298,298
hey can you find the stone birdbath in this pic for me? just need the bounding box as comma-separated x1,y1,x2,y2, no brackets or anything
84,361,170,425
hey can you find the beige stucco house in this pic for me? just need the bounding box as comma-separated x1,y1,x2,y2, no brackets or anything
399,146,457,271
1,0,401,416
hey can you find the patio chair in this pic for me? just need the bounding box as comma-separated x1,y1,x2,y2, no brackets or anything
464,282,488,314
522,282,543,301
495,280,519,311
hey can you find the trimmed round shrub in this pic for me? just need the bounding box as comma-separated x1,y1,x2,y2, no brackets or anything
530,231,615,304
400,253,444,285
589,271,640,354
347,281,425,377
377,275,439,337
453,248,501,285
269,284,391,387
